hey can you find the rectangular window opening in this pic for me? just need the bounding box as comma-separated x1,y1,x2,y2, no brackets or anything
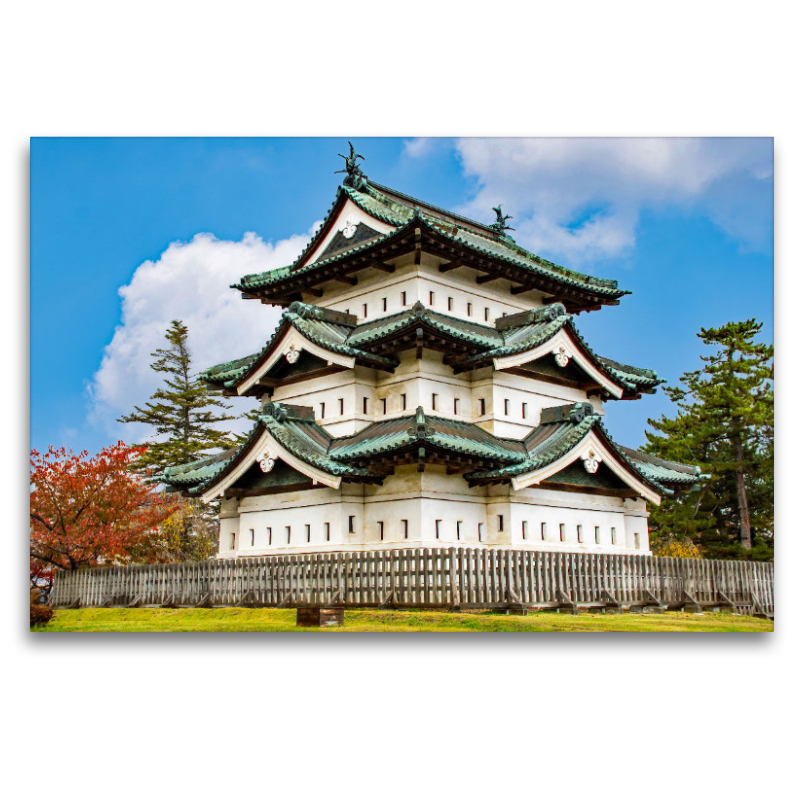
559,523,565,542
467,302,473,317
319,402,325,418
378,521,384,541
522,520,528,540
521,402,527,419
305,524,311,543
338,398,344,415
382,297,387,312
401,291,407,306
432,393,438,411
363,397,368,414
348,516,356,534
325,522,330,542
540,522,546,541
498,515,504,532
479,398,486,416
429,291,435,305
453,398,459,414
435,520,442,539
250,529,255,547
577,524,583,543
362,303,368,318
635,532,640,549
267,527,272,546
456,521,462,541
478,522,484,542
286,526,291,544
447,297,454,311
611,527,617,545
230,532,236,550
401,393,407,410
402,519,409,539
381,397,387,415
504,399,510,415
594,526,600,544
484,307,490,321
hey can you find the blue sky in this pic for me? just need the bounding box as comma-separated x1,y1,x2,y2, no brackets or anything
30,137,773,455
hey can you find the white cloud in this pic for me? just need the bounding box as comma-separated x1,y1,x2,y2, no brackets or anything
89,226,316,443
409,137,773,264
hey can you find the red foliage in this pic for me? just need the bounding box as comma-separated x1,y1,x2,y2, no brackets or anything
30,443,178,573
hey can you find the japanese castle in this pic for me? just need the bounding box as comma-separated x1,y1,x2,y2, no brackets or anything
164,144,699,557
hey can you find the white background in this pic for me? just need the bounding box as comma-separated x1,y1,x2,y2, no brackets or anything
4,2,794,799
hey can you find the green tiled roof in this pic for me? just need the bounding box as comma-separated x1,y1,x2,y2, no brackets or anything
163,400,699,500
203,301,660,398
233,181,627,302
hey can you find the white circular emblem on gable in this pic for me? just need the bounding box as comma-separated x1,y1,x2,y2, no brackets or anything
341,217,358,239
259,454,276,473
582,449,601,474
552,344,572,368
285,346,301,364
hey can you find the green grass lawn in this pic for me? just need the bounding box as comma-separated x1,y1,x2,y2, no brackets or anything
32,607,774,633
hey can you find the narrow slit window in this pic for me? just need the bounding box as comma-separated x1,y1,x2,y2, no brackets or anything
286,526,291,544
595,526,600,544
577,525,583,543
402,519,409,539
362,303,368,318
348,516,356,534
363,397,368,414
432,393,438,411
541,522,546,540
230,532,236,550
325,522,330,542
381,397,387,415
338,398,344,415
559,524,565,542
447,297,454,311
305,524,311,543
429,290,435,305
453,398,459,414
401,393,407,410
478,522,484,542
484,307,490,321
521,402,527,419
611,527,617,545
498,515,504,531
401,291,407,306
319,402,325,418
378,521,384,541
504,399,510,415
467,302,473,317
267,527,272,546
382,297,387,312
479,398,486,416
250,529,255,547
522,520,528,540
435,520,442,539
456,521,462,540
635,532,640,549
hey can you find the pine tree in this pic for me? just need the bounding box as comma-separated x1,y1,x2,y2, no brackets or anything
118,320,238,476
644,319,773,560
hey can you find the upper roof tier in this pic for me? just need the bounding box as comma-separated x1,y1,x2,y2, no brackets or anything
232,178,630,313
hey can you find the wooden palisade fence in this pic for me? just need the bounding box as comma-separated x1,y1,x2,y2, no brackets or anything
49,549,774,617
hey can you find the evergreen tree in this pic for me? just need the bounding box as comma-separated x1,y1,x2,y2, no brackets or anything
644,319,773,560
118,320,238,475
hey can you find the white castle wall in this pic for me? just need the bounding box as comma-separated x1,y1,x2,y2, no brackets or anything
218,466,651,558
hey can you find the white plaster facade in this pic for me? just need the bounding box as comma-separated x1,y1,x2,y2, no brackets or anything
213,194,654,559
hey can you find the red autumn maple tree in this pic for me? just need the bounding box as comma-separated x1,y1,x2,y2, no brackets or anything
30,443,178,572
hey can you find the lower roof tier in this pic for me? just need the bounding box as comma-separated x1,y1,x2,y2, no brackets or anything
202,301,661,400
163,401,700,506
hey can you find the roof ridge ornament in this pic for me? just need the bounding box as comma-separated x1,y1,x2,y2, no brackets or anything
408,406,436,439
490,205,515,238
335,141,369,191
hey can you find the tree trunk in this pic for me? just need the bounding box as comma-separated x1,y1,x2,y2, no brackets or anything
731,425,752,549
